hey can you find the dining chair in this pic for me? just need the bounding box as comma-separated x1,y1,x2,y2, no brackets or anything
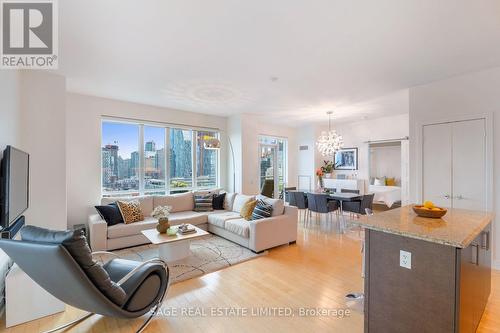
290,191,309,224
343,194,375,218
306,193,338,225
284,187,297,203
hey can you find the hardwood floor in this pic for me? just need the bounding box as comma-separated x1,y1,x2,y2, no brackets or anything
1,217,499,333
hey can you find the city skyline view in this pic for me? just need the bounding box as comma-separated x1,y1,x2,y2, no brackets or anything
102,121,218,194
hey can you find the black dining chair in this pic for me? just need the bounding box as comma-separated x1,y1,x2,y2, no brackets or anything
288,191,308,223
284,187,297,203
343,193,375,218
306,193,338,225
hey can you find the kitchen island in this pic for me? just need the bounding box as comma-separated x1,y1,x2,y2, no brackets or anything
352,205,493,333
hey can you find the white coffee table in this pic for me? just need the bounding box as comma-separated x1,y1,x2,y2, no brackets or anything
141,225,209,262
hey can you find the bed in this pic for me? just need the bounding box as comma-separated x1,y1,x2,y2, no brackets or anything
368,185,401,208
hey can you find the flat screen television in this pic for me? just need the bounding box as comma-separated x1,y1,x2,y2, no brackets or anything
0,146,29,230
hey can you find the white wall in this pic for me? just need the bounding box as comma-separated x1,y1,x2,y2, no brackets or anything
370,145,402,180
20,72,67,231
408,66,500,268
0,72,21,152
66,93,228,227
314,114,409,183
0,72,21,309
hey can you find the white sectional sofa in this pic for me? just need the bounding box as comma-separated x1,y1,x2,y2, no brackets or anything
88,191,298,253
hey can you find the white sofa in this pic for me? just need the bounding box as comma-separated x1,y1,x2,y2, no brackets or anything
88,192,298,253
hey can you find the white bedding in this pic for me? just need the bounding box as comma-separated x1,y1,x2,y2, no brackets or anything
369,185,401,208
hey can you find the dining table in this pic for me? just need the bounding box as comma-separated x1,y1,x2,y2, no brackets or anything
304,191,363,233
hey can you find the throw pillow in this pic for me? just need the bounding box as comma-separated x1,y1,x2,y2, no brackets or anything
373,177,386,186
240,199,258,221
386,177,396,186
256,194,285,216
95,202,123,226
212,193,226,210
20,225,127,306
194,194,214,212
117,200,144,224
251,199,273,220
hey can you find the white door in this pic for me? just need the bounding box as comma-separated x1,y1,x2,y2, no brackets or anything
423,123,453,208
422,119,486,210
452,119,486,211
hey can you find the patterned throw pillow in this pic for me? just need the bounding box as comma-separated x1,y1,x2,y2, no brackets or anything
194,194,214,212
251,199,274,220
240,199,258,221
117,200,144,224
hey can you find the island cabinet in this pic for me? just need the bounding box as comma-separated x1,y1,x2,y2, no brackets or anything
355,206,493,333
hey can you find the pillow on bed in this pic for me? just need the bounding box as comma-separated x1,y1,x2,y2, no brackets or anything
373,177,386,186
385,178,396,186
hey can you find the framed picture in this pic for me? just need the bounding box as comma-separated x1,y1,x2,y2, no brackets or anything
334,148,358,170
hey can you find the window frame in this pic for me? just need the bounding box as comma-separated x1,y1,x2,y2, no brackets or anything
101,118,220,197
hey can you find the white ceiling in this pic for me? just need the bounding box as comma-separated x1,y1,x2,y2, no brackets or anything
59,0,500,127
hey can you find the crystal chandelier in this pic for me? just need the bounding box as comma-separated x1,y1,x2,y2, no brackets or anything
316,111,344,157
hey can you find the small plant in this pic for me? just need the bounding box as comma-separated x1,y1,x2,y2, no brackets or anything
321,160,334,174
152,205,172,220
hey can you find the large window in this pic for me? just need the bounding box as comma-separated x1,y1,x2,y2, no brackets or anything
169,128,193,191
259,136,288,197
101,120,219,197
196,131,218,188
101,122,140,194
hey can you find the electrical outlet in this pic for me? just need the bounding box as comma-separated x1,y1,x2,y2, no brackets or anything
400,250,411,269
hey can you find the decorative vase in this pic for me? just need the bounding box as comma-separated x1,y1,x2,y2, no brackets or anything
318,176,324,189
156,217,170,233
325,173,332,179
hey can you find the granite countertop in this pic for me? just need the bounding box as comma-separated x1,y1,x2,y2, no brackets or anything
351,205,494,248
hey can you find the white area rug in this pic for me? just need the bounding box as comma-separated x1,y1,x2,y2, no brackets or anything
98,234,266,284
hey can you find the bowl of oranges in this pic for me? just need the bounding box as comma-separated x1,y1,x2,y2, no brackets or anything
412,201,447,218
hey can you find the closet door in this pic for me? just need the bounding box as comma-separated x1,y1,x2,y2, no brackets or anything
452,119,486,211
423,123,452,208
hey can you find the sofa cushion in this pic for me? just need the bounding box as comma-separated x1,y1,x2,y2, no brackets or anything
107,217,158,239
223,192,236,210
153,192,194,213
224,218,250,238
168,211,208,226
232,194,255,213
101,196,154,217
256,195,285,216
207,211,241,228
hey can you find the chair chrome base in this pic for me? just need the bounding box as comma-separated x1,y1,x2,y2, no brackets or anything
42,312,94,333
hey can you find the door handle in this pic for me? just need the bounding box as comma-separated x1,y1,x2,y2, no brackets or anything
471,244,479,265
444,194,451,199
481,231,490,251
